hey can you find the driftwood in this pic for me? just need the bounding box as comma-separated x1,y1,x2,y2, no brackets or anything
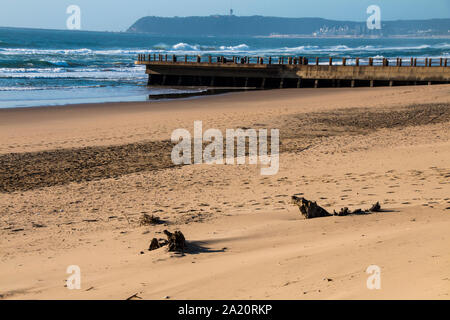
334,207,368,216
126,292,143,300
292,196,382,219
148,238,169,251
149,238,160,251
334,202,382,216
291,196,331,219
369,202,381,212
164,230,186,252
148,230,186,252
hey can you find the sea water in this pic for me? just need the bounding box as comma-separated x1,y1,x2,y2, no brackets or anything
0,27,449,108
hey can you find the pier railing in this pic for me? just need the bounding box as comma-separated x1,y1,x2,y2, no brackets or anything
136,53,450,88
137,54,449,67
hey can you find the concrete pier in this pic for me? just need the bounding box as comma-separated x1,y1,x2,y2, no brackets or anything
136,55,450,89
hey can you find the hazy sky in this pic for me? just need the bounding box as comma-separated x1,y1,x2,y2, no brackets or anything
1,0,449,31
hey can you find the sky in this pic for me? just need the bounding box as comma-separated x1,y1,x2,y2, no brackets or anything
0,0,449,32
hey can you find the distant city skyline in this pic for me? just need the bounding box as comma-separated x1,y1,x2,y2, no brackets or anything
0,0,449,32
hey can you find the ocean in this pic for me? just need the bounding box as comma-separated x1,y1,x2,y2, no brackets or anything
0,27,449,108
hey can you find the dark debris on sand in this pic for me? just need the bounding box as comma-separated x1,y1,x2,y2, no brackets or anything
147,230,186,253
291,196,382,219
139,214,162,226
291,195,331,219
164,230,186,252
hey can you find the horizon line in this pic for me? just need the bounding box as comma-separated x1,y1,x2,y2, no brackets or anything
1,15,449,33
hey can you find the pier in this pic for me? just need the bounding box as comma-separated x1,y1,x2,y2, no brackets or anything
136,55,450,89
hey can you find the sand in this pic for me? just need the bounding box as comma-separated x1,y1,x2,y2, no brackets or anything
0,85,449,299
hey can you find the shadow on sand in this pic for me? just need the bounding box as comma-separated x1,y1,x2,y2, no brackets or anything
182,241,227,255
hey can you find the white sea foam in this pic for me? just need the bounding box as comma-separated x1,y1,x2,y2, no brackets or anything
1,42,447,59
172,42,200,51
0,84,108,92
0,48,150,56
218,44,249,51
0,65,147,82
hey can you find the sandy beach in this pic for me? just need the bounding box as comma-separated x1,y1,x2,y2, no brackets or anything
1,85,449,299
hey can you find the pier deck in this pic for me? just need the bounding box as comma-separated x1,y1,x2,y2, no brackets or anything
136,55,450,88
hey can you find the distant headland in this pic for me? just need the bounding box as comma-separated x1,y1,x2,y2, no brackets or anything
127,15,450,37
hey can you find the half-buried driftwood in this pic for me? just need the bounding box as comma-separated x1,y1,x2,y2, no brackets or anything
149,238,161,250
333,201,381,216
148,230,186,252
292,196,382,219
291,196,331,219
369,202,381,212
164,230,186,252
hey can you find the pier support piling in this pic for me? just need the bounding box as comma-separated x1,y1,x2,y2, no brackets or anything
137,54,450,90
261,78,266,89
